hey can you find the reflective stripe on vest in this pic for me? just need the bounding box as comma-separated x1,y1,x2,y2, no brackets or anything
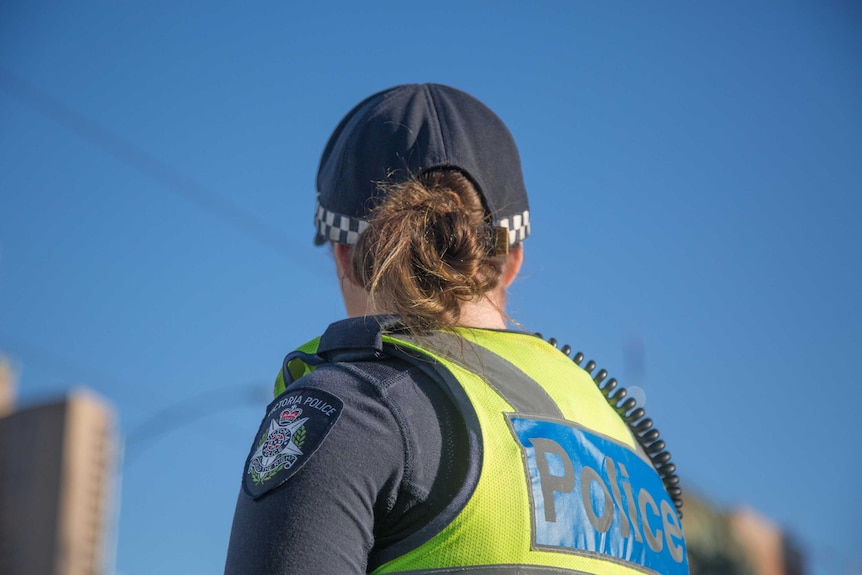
375,566,613,574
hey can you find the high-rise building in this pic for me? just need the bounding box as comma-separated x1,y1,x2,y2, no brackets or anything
0,359,14,417
0,363,119,575
683,492,806,575
729,508,806,575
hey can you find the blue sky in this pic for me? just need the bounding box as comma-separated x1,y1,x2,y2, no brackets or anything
1,2,860,574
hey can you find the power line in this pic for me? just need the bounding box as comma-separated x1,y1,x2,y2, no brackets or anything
0,65,330,280
0,333,270,467
0,333,155,407
123,381,270,466
0,66,338,475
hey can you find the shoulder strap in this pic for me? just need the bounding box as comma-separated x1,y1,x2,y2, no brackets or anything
277,316,405,395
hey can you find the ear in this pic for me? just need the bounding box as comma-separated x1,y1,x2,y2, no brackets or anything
332,242,375,317
501,243,524,288
332,242,356,283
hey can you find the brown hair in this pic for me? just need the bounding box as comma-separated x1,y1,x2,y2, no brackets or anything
352,169,505,333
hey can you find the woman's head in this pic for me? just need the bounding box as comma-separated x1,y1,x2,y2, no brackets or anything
314,84,530,331
351,168,519,332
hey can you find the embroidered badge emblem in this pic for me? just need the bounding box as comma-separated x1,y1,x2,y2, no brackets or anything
247,408,309,485
243,388,343,499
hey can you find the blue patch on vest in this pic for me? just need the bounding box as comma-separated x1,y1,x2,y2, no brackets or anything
508,416,688,575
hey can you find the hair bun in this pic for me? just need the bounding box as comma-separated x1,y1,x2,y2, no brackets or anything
352,170,504,332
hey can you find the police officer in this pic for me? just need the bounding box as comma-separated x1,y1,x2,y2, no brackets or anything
224,83,688,575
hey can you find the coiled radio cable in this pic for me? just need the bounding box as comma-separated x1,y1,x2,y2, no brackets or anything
538,335,684,518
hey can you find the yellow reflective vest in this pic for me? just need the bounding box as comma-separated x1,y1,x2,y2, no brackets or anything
278,325,688,575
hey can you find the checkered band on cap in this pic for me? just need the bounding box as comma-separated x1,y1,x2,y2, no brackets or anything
315,201,369,245
497,210,531,245
317,200,530,248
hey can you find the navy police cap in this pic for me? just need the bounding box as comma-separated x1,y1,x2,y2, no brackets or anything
314,83,530,247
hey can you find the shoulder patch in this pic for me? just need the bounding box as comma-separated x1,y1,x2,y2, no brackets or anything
243,388,343,499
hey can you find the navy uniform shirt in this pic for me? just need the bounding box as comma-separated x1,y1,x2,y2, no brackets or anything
224,354,468,574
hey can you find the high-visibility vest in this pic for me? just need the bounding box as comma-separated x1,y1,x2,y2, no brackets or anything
278,323,688,575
